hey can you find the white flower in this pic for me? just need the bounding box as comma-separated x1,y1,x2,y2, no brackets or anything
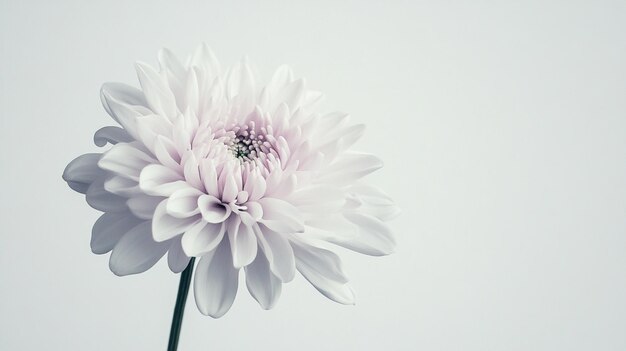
63,45,399,318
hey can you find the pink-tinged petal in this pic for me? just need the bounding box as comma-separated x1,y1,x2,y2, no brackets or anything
91,212,142,254
152,199,202,242
109,221,170,276
227,218,258,268
256,224,295,282
198,194,231,223
199,159,219,196
244,201,263,222
220,170,239,203
98,142,156,181
168,238,191,273
167,187,203,218
258,198,304,234
127,195,164,220
93,126,133,147
181,221,225,256
139,164,187,197
135,61,178,118
62,153,102,194
245,250,282,310
154,136,181,171
183,152,204,190
86,178,128,212
194,241,239,318
243,170,266,201
332,213,395,256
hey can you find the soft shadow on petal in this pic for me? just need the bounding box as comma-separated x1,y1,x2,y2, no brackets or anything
181,221,225,256
152,199,202,242
91,212,142,254
245,250,282,310
258,198,304,234
168,238,191,273
109,221,170,276
331,213,396,256
256,224,295,282
62,153,102,194
227,218,257,269
193,240,239,318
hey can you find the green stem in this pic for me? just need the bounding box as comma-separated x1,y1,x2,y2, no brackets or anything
167,257,195,351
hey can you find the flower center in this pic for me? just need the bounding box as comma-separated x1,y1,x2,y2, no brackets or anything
225,122,276,163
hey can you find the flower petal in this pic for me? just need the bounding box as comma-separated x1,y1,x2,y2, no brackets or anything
86,177,128,212
227,218,258,268
135,61,178,118
194,240,239,318
258,198,304,234
319,153,383,185
198,194,231,223
139,164,187,196
332,213,395,256
152,199,202,242
93,126,133,147
98,142,156,181
245,250,282,310
292,240,354,305
62,153,102,194
256,224,295,282
109,221,170,276
181,221,225,256
127,195,164,220
167,187,203,218
168,238,191,273
91,212,142,254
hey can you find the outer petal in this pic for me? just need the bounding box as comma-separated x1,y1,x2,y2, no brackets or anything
245,250,282,309
292,240,355,305
93,126,133,147
152,199,202,242
181,221,225,256
135,61,178,118
127,195,164,220
319,153,383,185
331,213,395,256
62,153,102,194
194,240,239,318
227,218,258,268
258,198,304,234
168,238,191,273
98,142,156,181
109,221,170,276
91,212,142,254
256,224,296,282
139,164,187,196
86,178,128,212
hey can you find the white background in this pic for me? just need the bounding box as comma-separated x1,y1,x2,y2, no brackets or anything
1,1,625,350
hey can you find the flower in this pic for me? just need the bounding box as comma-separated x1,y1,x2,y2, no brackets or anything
62,44,399,318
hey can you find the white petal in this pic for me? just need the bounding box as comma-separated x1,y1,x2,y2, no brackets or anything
104,175,140,197
256,224,296,282
139,164,187,196
127,195,164,220
86,178,127,212
154,136,181,171
245,250,282,309
183,152,204,190
93,126,133,147
194,241,239,318
228,218,258,268
320,153,383,185
152,199,202,242
333,213,395,256
62,153,102,194
198,194,231,223
258,198,304,233
98,142,156,181
287,185,345,214
91,212,142,254
181,221,225,256
243,170,266,201
167,187,203,218
100,84,151,140
199,159,219,196
168,238,191,273
109,221,170,276
135,61,178,118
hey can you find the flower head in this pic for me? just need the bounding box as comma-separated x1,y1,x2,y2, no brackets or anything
63,45,399,317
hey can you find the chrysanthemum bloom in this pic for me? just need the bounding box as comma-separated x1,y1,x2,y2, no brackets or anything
63,45,398,318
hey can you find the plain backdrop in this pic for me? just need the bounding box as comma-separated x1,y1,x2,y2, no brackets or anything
1,1,625,350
